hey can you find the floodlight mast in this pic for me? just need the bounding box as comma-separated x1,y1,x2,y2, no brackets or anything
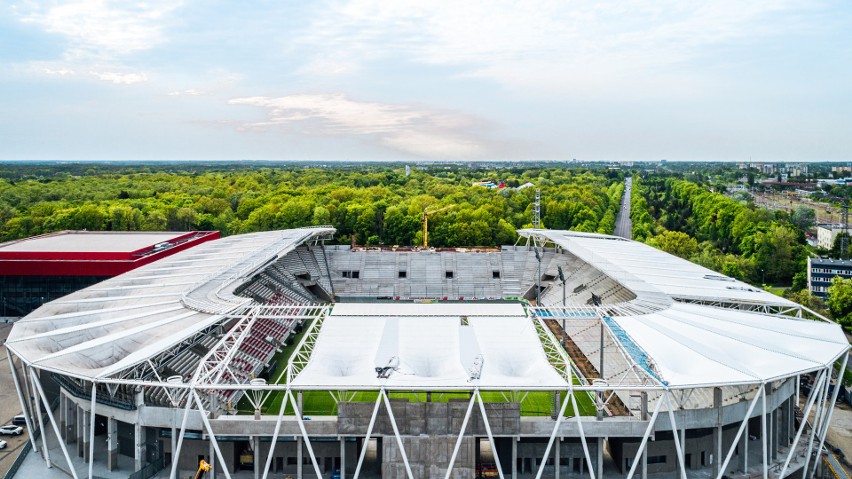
534,246,542,305
557,265,566,348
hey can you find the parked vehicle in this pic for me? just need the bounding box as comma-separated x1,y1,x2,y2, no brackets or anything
0,425,23,435
0,440,7,449
12,415,27,426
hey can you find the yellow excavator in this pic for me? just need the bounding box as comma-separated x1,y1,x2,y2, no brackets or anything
194,459,212,479
422,204,455,247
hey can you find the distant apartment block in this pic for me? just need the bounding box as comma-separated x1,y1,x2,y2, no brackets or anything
808,256,852,298
816,223,848,250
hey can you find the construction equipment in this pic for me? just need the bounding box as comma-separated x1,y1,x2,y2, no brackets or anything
422,204,455,247
194,459,212,479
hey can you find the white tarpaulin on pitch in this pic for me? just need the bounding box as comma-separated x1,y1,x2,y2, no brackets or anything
290,303,568,389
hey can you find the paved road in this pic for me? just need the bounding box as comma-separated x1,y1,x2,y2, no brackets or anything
614,177,633,239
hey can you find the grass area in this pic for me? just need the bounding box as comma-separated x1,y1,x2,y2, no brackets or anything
256,389,597,418
764,285,789,297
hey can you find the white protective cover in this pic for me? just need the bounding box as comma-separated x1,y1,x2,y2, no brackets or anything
611,302,849,387
291,303,567,389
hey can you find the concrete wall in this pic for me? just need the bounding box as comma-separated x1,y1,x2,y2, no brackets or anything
516,439,599,476
382,436,476,479
339,398,520,436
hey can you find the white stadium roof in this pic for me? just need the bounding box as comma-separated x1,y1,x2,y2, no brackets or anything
290,302,566,389
6,227,849,392
5,228,334,380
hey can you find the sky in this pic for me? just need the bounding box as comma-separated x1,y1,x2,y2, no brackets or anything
1,1,850,162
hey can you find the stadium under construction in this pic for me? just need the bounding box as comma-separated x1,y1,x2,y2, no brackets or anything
5,226,850,479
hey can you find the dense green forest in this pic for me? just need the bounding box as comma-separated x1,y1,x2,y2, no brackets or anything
633,177,807,286
0,164,624,248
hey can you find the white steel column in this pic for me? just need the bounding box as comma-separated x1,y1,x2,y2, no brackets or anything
715,385,764,479
169,391,196,479
89,383,97,479
444,393,477,479
381,389,415,479
625,394,665,479
810,354,848,479
30,368,79,479
30,368,51,466
760,384,767,479
287,389,324,479
802,367,831,477
261,389,291,479
664,394,687,479
6,351,38,452
569,393,596,479
192,390,232,479
534,388,570,479
476,390,506,479
353,392,383,479
778,370,826,478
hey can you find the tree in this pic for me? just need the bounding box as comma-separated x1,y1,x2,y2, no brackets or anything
648,230,699,259
826,276,852,329
790,206,815,231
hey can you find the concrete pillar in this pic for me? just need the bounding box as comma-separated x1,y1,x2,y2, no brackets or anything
785,398,793,446
714,426,722,478
59,393,65,443
297,437,303,479
76,405,83,457
713,387,722,478
770,408,778,461
511,436,517,479
209,439,216,479
65,395,76,445
253,436,260,479
739,422,748,473
134,423,146,471
340,437,346,479
107,417,119,471
554,438,560,479
597,437,604,479
81,406,90,462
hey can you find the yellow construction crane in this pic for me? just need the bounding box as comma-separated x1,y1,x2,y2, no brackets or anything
422,204,455,247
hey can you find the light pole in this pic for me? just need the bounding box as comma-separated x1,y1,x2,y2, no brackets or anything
557,265,566,348
534,246,542,306
761,269,765,285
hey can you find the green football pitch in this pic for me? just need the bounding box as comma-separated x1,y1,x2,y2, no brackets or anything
235,317,598,417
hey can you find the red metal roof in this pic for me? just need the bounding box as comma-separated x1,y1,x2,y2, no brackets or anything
0,230,220,276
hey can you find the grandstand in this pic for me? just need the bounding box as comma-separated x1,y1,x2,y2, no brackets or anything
4,227,849,479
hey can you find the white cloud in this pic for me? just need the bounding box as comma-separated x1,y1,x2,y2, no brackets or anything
228,94,488,158
20,0,181,60
89,71,147,84
295,0,812,95
44,67,75,76
167,89,204,96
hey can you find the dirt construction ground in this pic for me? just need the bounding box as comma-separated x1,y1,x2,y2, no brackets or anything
0,322,31,478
